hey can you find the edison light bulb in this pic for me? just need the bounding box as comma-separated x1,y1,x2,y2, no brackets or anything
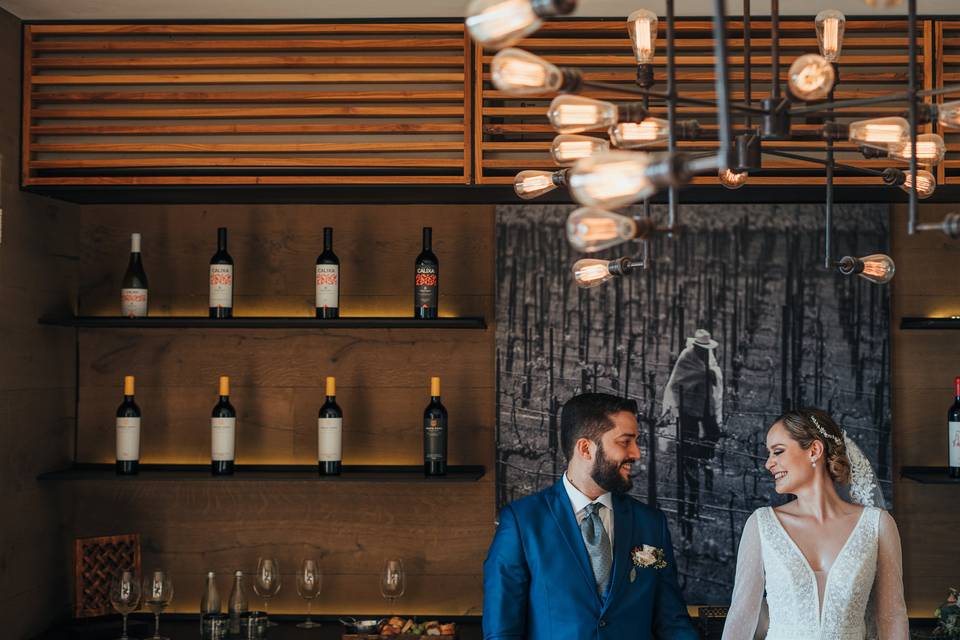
815,10,845,62
627,9,658,64
548,95,620,134
849,117,909,150
609,118,670,148
466,0,541,50
937,101,960,129
566,207,638,252
568,151,656,209
514,170,560,199
718,168,747,189
551,135,610,166
787,54,835,101
901,169,936,199
837,254,895,284
572,258,637,289
887,133,946,165
863,0,902,7
491,48,563,95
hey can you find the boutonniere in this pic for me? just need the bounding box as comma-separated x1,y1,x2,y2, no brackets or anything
629,545,667,582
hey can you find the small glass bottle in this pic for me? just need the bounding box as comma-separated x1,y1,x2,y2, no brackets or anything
228,570,249,635
200,571,220,636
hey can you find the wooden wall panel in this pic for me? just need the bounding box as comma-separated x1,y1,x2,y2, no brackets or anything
72,203,496,615
890,203,960,615
476,19,933,187
23,23,471,187
0,7,77,637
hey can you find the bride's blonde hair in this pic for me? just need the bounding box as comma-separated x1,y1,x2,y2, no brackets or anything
775,408,851,485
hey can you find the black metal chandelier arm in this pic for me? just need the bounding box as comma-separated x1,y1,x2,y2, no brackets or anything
578,79,769,116
918,84,960,98
762,149,886,178
907,0,918,235
787,92,913,116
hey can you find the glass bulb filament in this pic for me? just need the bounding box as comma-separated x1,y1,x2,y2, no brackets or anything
627,9,658,64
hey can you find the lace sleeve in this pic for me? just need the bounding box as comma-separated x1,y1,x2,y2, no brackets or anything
872,510,909,640
722,512,765,640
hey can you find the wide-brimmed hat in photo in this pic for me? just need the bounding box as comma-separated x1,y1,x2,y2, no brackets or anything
686,329,719,350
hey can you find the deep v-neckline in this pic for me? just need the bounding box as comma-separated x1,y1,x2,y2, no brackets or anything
767,506,869,625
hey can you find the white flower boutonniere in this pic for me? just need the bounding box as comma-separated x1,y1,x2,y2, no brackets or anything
629,544,667,582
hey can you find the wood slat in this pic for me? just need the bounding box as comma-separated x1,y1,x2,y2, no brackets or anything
30,123,465,135
31,90,465,104
33,55,465,70
32,72,464,86
31,38,466,53
31,142,465,153
480,54,921,66
33,105,465,119
25,175,471,185
29,23,465,35
30,157,463,169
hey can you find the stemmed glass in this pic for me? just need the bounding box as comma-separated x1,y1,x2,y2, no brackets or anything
110,571,141,640
295,558,323,629
379,559,406,610
253,557,282,627
143,570,174,640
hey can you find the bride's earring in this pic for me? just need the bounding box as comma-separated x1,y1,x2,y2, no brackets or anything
811,458,817,469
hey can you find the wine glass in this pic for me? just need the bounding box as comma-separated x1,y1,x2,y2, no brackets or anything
379,559,405,610
143,570,174,640
295,558,322,629
110,571,141,640
253,557,282,627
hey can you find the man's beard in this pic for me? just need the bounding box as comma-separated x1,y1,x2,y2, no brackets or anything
590,441,634,494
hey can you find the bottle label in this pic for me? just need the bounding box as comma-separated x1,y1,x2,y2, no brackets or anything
315,265,339,310
116,417,141,461
318,417,342,462
415,265,438,308
209,265,234,308
121,288,148,318
950,421,960,467
211,417,236,461
424,418,445,461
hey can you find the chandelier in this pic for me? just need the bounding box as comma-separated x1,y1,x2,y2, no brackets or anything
466,0,960,289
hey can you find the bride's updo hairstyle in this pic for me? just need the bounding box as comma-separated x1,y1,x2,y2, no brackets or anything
775,407,851,485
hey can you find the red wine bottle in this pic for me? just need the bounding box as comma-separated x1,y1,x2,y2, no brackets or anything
414,227,439,319
423,376,447,476
121,233,149,318
315,227,340,319
949,376,960,478
318,376,342,475
211,376,236,476
209,227,234,319
115,375,141,475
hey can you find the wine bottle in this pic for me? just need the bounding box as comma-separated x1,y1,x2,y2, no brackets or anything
316,227,340,319
200,571,221,632
120,233,149,318
211,376,236,476
318,376,343,475
414,227,439,319
423,376,448,476
949,375,960,478
115,375,141,475
228,571,248,635
209,227,234,319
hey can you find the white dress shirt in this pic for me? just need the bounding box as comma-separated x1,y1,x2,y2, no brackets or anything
562,472,614,547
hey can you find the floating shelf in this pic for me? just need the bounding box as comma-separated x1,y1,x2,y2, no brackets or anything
37,463,486,483
38,316,487,330
899,317,960,330
900,466,960,484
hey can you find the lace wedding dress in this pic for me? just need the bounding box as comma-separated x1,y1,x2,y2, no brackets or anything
721,506,910,640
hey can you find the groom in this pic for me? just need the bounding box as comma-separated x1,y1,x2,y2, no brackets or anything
483,393,698,640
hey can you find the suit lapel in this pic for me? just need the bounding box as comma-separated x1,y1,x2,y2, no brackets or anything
545,479,601,603
602,492,634,610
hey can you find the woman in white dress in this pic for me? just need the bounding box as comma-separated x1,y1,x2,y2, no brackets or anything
721,408,909,640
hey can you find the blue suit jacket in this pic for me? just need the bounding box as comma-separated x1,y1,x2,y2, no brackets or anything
482,480,698,640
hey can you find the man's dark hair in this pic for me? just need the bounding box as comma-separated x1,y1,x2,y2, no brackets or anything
560,393,638,462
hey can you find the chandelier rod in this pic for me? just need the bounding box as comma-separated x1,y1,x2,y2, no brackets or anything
744,0,752,130
577,79,768,115
907,0,918,234
763,149,887,178
770,0,780,102
712,0,733,173
666,0,678,230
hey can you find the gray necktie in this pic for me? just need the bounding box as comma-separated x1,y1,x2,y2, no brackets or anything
579,502,612,595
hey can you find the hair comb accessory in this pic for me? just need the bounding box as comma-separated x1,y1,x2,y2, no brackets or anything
809,414,843,446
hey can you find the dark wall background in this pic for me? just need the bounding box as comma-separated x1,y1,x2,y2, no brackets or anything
495,202,892,605
0,6,78,637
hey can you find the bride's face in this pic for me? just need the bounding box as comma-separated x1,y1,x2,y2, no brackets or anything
765,421,817,494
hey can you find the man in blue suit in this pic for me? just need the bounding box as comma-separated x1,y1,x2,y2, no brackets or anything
483,393,699,640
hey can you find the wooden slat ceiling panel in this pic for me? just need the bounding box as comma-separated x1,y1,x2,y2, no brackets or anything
23,23,471,186
476,18,934,187
941,22,960,184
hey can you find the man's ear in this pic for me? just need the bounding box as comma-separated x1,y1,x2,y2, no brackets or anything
575,437,595,461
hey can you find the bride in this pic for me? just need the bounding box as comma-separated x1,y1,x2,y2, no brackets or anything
721,408,909,639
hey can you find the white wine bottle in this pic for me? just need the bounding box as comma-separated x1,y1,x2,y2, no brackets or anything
211,376,236,475
115,375,141,475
